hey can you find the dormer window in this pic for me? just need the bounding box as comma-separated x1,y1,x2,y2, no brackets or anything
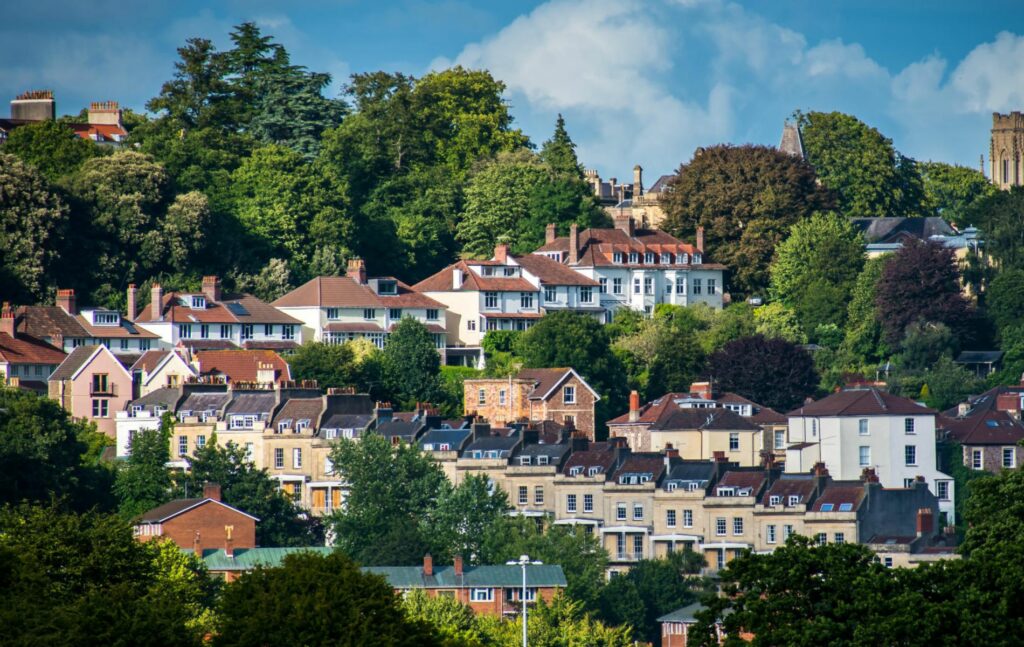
680,253,689,264
738,488,752,496
92,311,120,326
717,486,735,496
377,280,397,295
613,252,624,264
788,495,800,506
277,420,291,433
520,456,532,466
693,253,702,265
177,410,192,423
296,419,310,431
191,295,206,309
537,455,549,465
588,466,601,477
687,482,700,491
504,268,515,277
666,482,678,491
629,252,639,264
569,466,583,476
769,495,780,506
644,252,654,264
483,267,494,276
660,253,672,264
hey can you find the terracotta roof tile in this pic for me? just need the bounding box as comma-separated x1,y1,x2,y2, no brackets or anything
413,261,539,293
811,482,865,511
130,349,171,373
193,350,291,383
272,276,444,309
512,255,599,286
0,332,66,365
135,292,300,325
789,388,934,417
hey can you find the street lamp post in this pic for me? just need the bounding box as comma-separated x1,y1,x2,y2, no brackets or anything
507,554,542,647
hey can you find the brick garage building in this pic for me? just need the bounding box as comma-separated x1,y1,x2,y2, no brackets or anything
464,368,600,439
133,483,258,555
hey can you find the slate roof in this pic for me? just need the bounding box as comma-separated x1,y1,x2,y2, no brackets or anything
850,217,955,245
760,474,816,506
49,346,102,381
464,433,520,453
810,482,866,512
135,292,300,325
956,350,1004,364
179,391,230,414
0,332,65,365
648,174,674,194
419,428,472,450
789,388,934,417
717,392,788,425
515,367,599,401
515,441,571,462
413,260,540,293
128,387,180,413
712,470,766,496
512,254,600,286
193,350,291,383
273,276,443,309
562,442,616,475
940,387,1024,445
377,419,424,441
271,398,324,430
651,408,761,432
658,602,730,624
224,392,276,416
663,461,715,488
612,453,666,481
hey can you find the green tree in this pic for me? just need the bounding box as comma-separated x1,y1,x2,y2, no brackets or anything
840,255,890,366
967,187,1024,271
661,144,834,295
899,322,956,372
514,310,628,435
114,415,174,519
329,432,448,565
162,191,214,270
479,517,609,611
250,67,346,158
613,305,707,398
987,268,1024,333
874,239,973,347
706,335,819,411
0,388,113,511
381,318,442,408
698,303,756,354
798,111,925,218
919,356,983,411
178,437,319,547
427,474,511,563
0,504,204,646
919,161,997,224
770,212,864,330
214,551,443,647
3,119,102,179
597,551,707,644
539,114,583,177
753,302,808,344
438,365,481,418
0,153,70,302
475,595,633,647
150,538,219,636
287,340,361,390
402,590,484,647
233,257,293,302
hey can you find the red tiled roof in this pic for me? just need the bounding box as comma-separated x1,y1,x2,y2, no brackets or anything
713,470,766,495
811,482,865,511
481,312,545,319
67,122,127,142
15,305,156,340
789,388,934,417
413,260,539,293
130,349,171,373
242,340,300,351
193,350,291,383
135,292,300,325
272,276,444,309
533,226,725,269
607,392,689,425
760,477,816,505
517,368,573,400
512,254,599,286
940,410,1024,446
0,332,66,365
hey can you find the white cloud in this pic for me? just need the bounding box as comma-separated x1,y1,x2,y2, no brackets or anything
950,31,1024,113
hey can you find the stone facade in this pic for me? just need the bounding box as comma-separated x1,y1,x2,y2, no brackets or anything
463,369,599,439
991,112,1024,189
961,443,1024,473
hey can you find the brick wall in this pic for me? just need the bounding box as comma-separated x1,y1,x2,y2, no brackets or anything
463,379,532,425
151,502,256,553
535,374,597,439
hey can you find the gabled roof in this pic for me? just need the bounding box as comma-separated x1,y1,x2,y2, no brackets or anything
225,392,276,416
413,260,539,293
135,292,300,325
193,349,291,383
128,387,180,413
562,442,617,474
760,475,816,505
15,305,157,341
273,276,444,309
270,398,324,430
516,367,600,401
940,386,1024,445
137,497,259,524
511,254,599,286
532,225,725,270
647,174,674,194
131,349,171,373
651,408,761,432
49,345,130,382
0,332,65,365
789,388,934,417
850,217,955,245
611,453,666,481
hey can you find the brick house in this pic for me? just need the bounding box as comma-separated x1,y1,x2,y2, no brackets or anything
0,301,66,394
940,385,1024,473
134,483,258,556
463,367,600,439
48,344,134,436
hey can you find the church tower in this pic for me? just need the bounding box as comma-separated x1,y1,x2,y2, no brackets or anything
991,112,1024,189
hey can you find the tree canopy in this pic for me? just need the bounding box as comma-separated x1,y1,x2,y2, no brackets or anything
706,335,819,411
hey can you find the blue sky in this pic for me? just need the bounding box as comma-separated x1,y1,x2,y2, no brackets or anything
4,0,1023,181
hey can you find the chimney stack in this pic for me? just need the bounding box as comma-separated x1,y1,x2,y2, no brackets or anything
10,90,55,121
916,508,934,537
494,243,509,264
347,258,367,285
201,276,221,302
126,284,138,320
628,390,640,422
690,381,713,400
696,226,705,253
452,266,464,289
545,224,556,245
0,302,14,338
375,401,394,424
613,214,634,237
88,101,122,127
569,224,579,265
55,289,76,315
256,362,277,386
454,554,463,577
423,553,433,577
633,165,643,196
203,482,222,502
151,284,163,320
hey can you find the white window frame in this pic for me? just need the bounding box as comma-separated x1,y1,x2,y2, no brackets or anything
563,385,576,404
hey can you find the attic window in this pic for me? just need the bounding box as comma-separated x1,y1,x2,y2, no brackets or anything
693,253,702,265
323,428,338,439
986,420,999,427
438,443,450,451
737,488,752,496
520,456,532,466
613,252,624,264
687,482,700,491
717,487,735,496
93,311,120,326
377,281,397,295
680,253,689,264
569,466,583,476
769,495,781,506
820,503,834,512
190,295,206,309
588,466,602,477
296,419,310,431
666,482,678,491
537,455,549,465
629,252,639,264
277,420,291,433
838,503,854,512
644,252,654,264
788,495,800,506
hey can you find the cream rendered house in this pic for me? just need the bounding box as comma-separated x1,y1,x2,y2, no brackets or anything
130,349,197,396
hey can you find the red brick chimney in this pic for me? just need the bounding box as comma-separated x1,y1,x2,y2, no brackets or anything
690,381,713,400
569,224,579,265
201,276,221,302
347,258,367,285
545,223,556,245
0,302,14,338
56,289,76,315
613,213,634,236
696,226,705,253
713,450,727,462
628,390,641,422
494,243,509,264
423,553,433,577
454,554,463,577
126,284,137,320
664,443,679,459
916,508,934,537
151,284,163,320
203,482,222,502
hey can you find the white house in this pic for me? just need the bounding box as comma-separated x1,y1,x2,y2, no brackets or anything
531,216,725,320
785,388,954,522
271,259,447,354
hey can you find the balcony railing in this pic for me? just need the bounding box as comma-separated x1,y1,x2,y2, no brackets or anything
615,551,645,561
90,383,117,396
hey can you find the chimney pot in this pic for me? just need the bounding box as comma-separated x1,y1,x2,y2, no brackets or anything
0,302,14,338
151,284,163,320
423,553,433,577
453,554,463,577
347,258,367,285
55,289,77,315
545,223,556,245
203,482,221,502
628,390,640,422
613,214,635,237
201,276,221,302
569,224,580,265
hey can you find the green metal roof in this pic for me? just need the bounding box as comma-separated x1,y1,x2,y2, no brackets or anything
192,548,566,588
658,601,730,624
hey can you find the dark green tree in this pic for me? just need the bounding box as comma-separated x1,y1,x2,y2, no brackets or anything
328,432,448,565
613,305,707,399
661,144,834,295
706,335,819,411
3,119,102,179
0,153,70,302
250,68,347,157
0,388,113,511
966,187,1024,271
381,318,442,409
213,551,442,647
840,255,890,366
988,268,1024,334
539,114,583,177
919,161,996,224
114,415,174,519
919,356,983,411
178,437,319,546
286,340,362,390
874,239,973,347
797,111,926,218
426,474,511,564
899,322,956,372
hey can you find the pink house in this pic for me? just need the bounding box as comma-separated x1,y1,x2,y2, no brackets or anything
48,345,133,437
